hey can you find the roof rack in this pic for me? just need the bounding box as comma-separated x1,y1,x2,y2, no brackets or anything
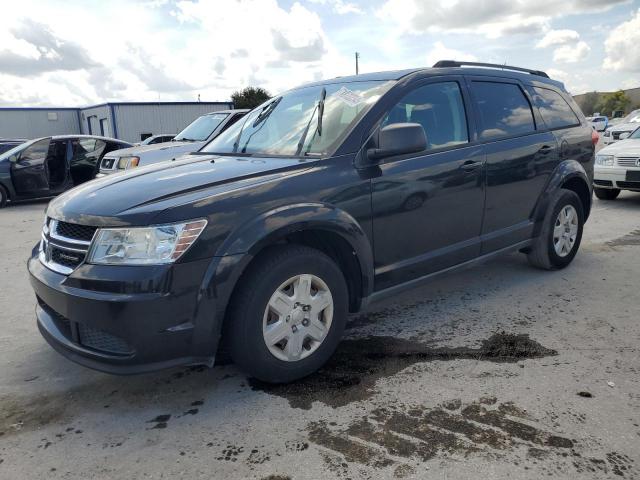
432,60,549,79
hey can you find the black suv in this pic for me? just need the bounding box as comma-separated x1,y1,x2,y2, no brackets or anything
28,61,595,383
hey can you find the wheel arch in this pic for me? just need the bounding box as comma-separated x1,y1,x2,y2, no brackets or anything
533,160,592,236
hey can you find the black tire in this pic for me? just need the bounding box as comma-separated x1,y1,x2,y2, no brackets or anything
0,184,7,208
527,189,584,270
594,187,620,200
226,245,348,383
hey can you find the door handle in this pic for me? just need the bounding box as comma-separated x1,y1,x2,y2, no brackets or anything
461,160,482,171
538,145,554,154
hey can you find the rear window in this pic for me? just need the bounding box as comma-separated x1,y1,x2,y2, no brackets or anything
471,82,535,140
531,87,580,130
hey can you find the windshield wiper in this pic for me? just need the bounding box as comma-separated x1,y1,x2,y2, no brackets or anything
296,87,326,156
175,137,197,142
232,98,280,153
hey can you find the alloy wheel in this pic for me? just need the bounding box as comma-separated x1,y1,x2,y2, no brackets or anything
553,205,579,257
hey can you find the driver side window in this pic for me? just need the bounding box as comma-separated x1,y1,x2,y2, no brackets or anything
17,138,51,162
382,82,469,151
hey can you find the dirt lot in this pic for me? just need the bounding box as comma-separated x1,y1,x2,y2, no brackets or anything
1,192,639,480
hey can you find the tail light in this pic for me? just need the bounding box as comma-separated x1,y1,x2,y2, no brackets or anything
591,129,599,146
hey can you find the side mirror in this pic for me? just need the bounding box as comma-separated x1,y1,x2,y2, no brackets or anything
619,132,630,140
367,123,427,161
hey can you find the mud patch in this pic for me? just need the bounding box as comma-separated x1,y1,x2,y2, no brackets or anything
250,333,556,409
607,229,640,247
0,393,67,438
308,398,635,477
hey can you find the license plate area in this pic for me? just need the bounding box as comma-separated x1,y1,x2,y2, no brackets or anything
626,170,640,181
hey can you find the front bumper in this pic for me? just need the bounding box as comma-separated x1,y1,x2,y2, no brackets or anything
594,167,640,191
28,249,220,374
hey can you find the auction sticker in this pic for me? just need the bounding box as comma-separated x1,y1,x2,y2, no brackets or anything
335,87,364,107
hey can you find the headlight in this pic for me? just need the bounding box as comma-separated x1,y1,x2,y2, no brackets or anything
595,155,614,166
87,219,207,265
117,156,140,169
603,130,611,137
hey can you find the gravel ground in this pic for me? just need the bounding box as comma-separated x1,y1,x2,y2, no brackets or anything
0,191,639,480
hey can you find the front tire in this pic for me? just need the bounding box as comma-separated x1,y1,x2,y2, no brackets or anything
594,187,620,200
226,245,348,383
527,189,584,270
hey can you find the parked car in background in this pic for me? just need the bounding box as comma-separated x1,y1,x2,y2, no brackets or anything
587,116,608,132
135,134,175,146
97,109,249,175
0,138,27,155
0,135,132,208
28,61,594,383
602,109,640,145
593,126,640,199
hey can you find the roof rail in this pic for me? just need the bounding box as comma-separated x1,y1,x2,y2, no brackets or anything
432,60,549,79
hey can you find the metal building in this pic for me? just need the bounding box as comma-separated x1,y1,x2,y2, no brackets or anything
0,101,233,143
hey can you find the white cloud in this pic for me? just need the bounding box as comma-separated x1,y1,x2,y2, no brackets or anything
307,0,363,15
425,42,477,67
377,0,627,38
603,8,640,72
553,41,590,63
536,29,580,48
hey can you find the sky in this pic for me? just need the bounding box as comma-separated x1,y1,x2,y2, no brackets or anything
0,0,639,107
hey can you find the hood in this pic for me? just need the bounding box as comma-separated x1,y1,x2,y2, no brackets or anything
607,122,640,133
598,138,640,156
47,154,310,225
105,141,205,162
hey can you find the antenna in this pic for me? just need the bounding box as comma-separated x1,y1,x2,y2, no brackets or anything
355,52,360,75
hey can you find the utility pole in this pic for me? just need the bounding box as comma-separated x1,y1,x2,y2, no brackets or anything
355,52,360,75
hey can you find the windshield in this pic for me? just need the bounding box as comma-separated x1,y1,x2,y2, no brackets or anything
628,127,640,139
202,80,394,157
0,138,37,161
174,113,228,142
623,109,640,124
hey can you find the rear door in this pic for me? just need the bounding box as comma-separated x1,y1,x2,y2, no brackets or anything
10,138,51,196
370,77,486,290
467,78,559,253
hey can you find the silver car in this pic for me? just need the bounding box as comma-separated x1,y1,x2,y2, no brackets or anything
97,109,248,175
602,109,640,145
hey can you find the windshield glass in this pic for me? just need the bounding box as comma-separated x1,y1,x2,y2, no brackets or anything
202,80,394,157
0,138,37,161
174,113,228,141
628,127,640,139
623,109,640,124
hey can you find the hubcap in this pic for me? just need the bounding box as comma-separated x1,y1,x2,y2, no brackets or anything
553,205,579,257
262,274,334,362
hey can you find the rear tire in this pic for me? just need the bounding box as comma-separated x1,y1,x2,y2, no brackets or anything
527,189,584,270
0,185,7,208
226,245,348,383
594,187,620,200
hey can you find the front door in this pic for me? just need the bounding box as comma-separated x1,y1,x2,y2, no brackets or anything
370,79,486,291
10,138,52,196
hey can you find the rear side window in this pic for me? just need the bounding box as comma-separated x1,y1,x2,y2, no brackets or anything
471,82,535,140
532,87,580,129
382,81,469,150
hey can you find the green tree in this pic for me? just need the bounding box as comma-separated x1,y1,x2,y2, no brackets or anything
579,91,600,116
231,87,271,109
596,90,631,117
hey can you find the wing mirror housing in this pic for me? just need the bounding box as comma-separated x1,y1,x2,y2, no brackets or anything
367,123,427,162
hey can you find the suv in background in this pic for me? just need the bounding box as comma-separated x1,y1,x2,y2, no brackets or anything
29,61,594,383
97,109,248,175
136,134,175,146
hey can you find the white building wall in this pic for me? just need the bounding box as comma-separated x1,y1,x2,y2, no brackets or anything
112,103,232,143
0,109,80,139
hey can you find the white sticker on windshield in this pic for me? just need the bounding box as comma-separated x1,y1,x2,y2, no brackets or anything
335,87,364,107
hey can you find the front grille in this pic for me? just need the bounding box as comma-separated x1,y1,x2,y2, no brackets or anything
612,132,622,140
616,181,640,189
594,180,613,187
40,219,96,275
55,221,97,242
78,323,133,355
616,157,640,168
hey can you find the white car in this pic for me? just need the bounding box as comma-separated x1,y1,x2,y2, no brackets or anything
587,116,608,132
593,126,640,199
602,109,640,145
